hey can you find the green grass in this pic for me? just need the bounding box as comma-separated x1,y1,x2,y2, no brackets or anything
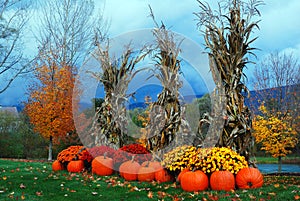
0,159,299,201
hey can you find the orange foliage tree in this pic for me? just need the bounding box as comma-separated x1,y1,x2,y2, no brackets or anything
253,104,298,172
25,60,79,161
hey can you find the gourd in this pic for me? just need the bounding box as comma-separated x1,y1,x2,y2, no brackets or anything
52,160,64,171
138,165,155,182
67,160,84,173
210,170,235,191
236,167,263,189
155,168,173,182
119,156,141,181
180,170,209,192
92,153,114,176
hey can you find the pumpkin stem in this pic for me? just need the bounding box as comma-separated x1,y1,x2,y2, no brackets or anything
247,182,253,187
131,155,135,163
104,152,107,159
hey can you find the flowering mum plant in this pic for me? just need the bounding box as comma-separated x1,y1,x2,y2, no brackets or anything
57,145,93,163
161,145,199,172
195,147,248,174
113,144,152,169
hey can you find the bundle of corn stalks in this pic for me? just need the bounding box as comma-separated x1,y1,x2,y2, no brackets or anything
145,8,196,154
89,41,148,149
195,0,263,163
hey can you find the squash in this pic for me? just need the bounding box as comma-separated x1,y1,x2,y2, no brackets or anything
52,160,64,171
138,165,155,182
141,161,163,172
177,168,190,182
119,156,141,181
180,170,209,192
210,170,235,191
155,168,173,182
67,160,84,173
236,167,263,189
92,153,114,176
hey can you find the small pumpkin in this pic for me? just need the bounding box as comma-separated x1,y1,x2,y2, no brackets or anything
236,167,263,189
67,160,85,173
92,153,114,176
138,165,155,182
155,168,173,182
180,170,209,192
119,156,141,181
52,160,64,171
210,170,235,191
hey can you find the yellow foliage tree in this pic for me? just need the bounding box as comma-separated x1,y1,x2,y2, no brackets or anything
253,104,298,172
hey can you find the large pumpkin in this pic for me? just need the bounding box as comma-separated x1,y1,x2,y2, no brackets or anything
236,167,263,189
52,160,64,171
138,166,155,182
210,170,235,191
141,161,163,172
155,168,173,183
180,170,209,192
119,157,141,181
67,160,85,173
92,154,114,176
177,168,190,183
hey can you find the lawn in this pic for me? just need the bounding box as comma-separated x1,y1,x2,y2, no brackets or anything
253,156,300,164
0,159,299,201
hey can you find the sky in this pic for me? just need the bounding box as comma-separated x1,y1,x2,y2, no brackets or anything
1,0,300,106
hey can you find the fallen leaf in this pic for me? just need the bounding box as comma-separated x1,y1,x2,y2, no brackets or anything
274,183,280,188
91,192,98,195
295,195,300,200
20,183,26,189
268,192,276,196
36,191,42,196
147,191,153,199
2,176,7,180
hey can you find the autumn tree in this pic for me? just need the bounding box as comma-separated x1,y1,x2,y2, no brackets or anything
253,104,298,172
25,58,79,161
0,0,32,93
251,52,300,152
195,0,262,163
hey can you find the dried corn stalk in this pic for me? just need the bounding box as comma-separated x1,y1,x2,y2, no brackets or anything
89,41,148,149
195,0,262,163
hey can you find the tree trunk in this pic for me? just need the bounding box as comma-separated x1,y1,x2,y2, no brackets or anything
48,135,53,161
278,156,282,173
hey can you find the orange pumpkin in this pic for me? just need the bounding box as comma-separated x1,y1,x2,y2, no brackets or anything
210,170,235,191
67,160,85,173
141,161,163,172
52,160,64,171
180,170,209,192
177,168,190,182
138,165,155,182
92,154,114,176
119,157,141,181
236,167,263,189
155,168,173,182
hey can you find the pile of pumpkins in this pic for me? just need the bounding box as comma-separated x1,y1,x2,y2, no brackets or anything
52,153,264,192
92,155,173,183
178,167,263,192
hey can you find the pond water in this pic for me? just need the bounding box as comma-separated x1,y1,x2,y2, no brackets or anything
257,164,300,173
